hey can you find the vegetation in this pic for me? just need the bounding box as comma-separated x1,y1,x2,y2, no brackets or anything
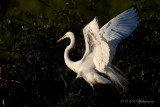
0,0,159,106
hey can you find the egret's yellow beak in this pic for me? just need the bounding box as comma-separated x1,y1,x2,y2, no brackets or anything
57,36,64,42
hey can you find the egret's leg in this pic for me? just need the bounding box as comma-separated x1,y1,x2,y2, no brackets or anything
70,78,77,86
90,84,97,95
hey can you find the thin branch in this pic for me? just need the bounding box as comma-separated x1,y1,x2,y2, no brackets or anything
38,0,56,11
71,0,83,23
6,80,21,84
57,65,68,88
0,66,1,81
60,72,68,88
9,16,31,25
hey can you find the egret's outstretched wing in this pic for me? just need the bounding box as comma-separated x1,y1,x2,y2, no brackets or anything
82,18,110,71
100,8,139,60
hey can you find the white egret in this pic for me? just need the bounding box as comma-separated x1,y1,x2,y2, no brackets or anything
57,8,139,92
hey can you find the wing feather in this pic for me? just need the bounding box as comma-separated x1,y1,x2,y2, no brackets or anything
100,8,139,61
81,8,138,72
82,18,110,71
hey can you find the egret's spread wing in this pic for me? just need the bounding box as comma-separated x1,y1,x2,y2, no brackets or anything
82,18,110,71
100,8,139,60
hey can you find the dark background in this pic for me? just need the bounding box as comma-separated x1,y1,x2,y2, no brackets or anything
0,0,159,106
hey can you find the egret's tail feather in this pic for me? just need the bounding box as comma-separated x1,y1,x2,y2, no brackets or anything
105,66,128,92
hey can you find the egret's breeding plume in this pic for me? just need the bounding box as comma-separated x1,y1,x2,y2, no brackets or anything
57,8,139,92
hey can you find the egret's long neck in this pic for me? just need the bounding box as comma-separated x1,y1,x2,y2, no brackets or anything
64,34,76,71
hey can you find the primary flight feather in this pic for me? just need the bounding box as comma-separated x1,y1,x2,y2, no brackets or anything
57,8,139,91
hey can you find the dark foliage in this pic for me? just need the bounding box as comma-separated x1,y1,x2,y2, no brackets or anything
0,0,159,106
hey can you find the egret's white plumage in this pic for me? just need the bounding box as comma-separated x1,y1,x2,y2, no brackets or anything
57,8,139,91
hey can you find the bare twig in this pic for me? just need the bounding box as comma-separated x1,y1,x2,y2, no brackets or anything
9,15,31,25
7,80,21,84
57,65,68,88
71,0,83,23
38,0,56,11
0,66,1,80
2,98,5,106
60,72,68,88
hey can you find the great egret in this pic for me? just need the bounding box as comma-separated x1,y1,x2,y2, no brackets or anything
57,8,139,92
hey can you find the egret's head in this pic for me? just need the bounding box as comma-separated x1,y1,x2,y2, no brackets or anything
57,32,73,42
